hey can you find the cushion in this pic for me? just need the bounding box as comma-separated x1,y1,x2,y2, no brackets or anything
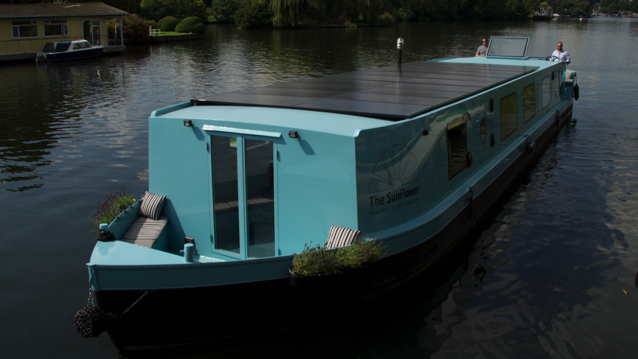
123,217,168,247
140,191,166,220
325,225,360,250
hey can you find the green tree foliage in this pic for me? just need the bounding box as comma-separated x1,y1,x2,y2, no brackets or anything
123,14,150,44
158,16,180,31
175,16,206,33
548,0,592,15
600,0,638,13
140,0,207,20
209,0,240,23
233,0,274,28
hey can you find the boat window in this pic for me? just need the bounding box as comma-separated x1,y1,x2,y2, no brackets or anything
245,140,275,258
479,118,488,144
542,76,552,109
523,83,536,121
73,41,89,49
11,20,38,38
55,42,71,52
44,20,68,37
500,93,517,140
553,71,561,99
447,116,469,178
42,43,55,52
212,136,240,254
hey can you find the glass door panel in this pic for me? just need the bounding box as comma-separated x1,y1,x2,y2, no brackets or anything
212,136,240,254
245,140,275,257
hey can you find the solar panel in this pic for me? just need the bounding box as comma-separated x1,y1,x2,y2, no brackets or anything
196,61,537,121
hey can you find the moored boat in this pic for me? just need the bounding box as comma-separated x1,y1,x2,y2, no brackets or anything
79,37,579,350
38,39,103,62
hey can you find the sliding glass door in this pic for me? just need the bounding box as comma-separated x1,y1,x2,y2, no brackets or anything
211,136,275,258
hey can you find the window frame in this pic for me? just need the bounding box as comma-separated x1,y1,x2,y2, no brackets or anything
44,19,68,38
11,20,39,39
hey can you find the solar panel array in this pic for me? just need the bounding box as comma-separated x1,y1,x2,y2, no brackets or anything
198,61,537,121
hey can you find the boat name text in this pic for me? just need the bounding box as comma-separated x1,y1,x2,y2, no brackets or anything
369,186,419,207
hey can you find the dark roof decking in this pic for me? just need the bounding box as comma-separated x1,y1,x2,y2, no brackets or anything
0,2,127,19
198,61,538,121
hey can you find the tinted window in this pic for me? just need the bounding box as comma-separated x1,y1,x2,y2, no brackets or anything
447,116,470,179
523,84,536,121
55,42,71,52
500,93,517,140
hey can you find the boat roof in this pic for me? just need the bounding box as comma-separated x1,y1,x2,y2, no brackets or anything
187,59,540,121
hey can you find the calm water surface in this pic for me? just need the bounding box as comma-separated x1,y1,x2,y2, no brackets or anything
1,19,638,358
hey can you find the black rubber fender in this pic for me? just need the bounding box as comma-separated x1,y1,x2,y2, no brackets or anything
574,84,580,101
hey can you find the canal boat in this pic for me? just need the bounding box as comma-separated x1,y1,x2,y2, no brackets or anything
81,37,578,350
37,40,103,62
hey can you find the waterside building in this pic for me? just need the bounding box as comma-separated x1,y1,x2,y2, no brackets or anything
0,2,127,63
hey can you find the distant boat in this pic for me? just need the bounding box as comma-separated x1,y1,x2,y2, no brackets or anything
79,36,580,351
37,40,103,62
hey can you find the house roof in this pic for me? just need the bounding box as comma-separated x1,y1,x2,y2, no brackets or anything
0,2,127,20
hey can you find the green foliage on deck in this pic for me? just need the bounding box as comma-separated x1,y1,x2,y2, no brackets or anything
95,193,136,228
291,240,383,277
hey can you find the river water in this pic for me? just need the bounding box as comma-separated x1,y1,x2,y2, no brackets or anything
1,19,637,358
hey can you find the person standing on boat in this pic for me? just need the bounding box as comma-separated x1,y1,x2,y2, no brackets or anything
550,41,571,63
475,38,488,56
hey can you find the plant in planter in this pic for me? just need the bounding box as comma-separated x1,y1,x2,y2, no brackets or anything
290,244,340,277
290,240,384,277
94,193,136,228
335,239,383,270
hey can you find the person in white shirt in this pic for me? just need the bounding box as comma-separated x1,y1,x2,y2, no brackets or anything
550,41,571,64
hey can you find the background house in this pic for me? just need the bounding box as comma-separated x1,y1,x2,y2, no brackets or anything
0,2,127,62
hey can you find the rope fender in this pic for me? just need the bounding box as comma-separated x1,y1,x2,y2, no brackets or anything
73,290,148,338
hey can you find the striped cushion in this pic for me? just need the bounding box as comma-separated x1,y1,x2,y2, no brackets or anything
140,191,166,220
325,225,360,250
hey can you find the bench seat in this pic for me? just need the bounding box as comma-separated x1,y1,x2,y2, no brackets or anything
122,217,168,248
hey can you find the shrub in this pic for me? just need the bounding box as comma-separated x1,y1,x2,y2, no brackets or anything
335,240,383,269
123,15,150,44
291,240,384,277
175,16,205,34
95,193,136,227
290,245,340,277
158,16,179,31
233,0,273,29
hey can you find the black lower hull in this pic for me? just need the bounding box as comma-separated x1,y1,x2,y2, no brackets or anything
96,105,573,352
